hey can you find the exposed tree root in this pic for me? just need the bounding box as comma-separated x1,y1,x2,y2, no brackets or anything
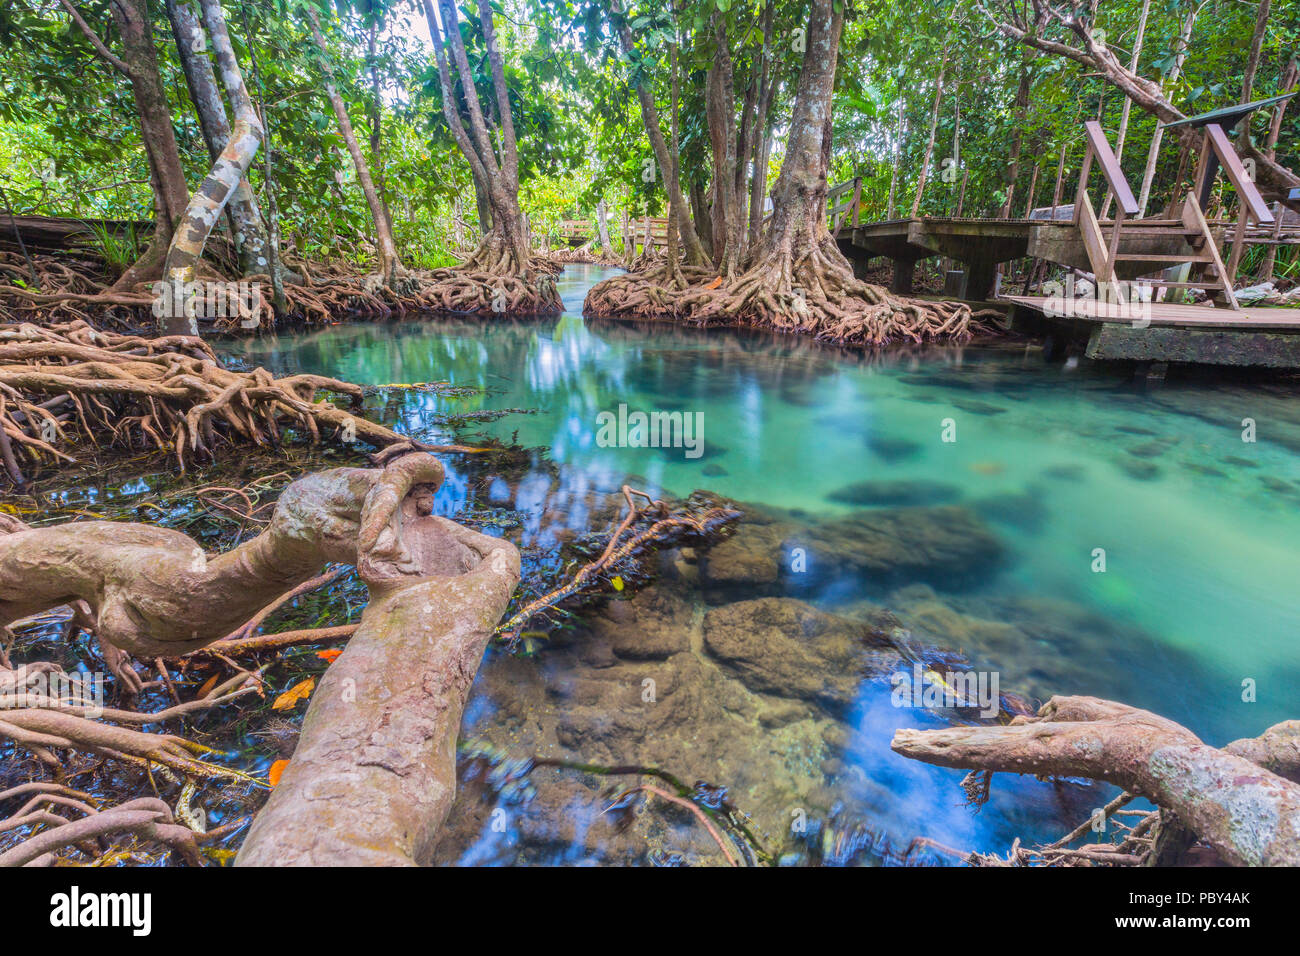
1,453,520,865
1,248,563,331
0,796,203,867
401,266,561,317
586,242,998,347
892,695,1300,866
0,318,470,487
495,485,742,643
540,240,600,265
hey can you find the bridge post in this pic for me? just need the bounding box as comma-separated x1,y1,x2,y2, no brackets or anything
891,256,919,294
964,258,998,300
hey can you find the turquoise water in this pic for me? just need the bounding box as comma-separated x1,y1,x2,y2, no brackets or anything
229,264,1300,863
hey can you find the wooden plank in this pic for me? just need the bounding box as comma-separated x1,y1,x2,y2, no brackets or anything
1002,295,1300,329
1114,253,1212,262
1072,144,1094,226
1181,190,1240,310
1076,190,1112,280
1204,123,1273,224
1084,121,1140,215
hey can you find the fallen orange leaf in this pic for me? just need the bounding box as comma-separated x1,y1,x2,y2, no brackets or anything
316,649,343,663
706,276,723,290
268,759,290,787
272,677,315,711
196,673,220,698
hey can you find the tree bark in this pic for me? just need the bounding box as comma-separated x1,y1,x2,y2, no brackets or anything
910,51,947,219
892,695,1300,867
59,0,190,291
305,4,403,286
165,0,269,278
609,0,710,268
161,0,264,334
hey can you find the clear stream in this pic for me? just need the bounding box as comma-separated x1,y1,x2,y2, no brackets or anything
224,263,1300,865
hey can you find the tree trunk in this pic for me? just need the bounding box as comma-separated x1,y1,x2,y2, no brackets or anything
886,98,904,219
305,5,403,286
741,0,844,280
1265,56,1298,160
1099,0,1151,220
706,16,741,275
910,51,947,218
1134,3,1199,215
747,43,777,255
165,0,269,278
158,0,264,335
1240,0,1272,107
60,0,190,291
595,199,615,258
609,0,710,268
999,67,1030,218
421,0,535,278
473,175,493,234
366,18,394,238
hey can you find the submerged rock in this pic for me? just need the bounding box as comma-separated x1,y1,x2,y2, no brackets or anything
887,584,1215,727
702,597,899,713
971,487,1049,531
700,503,1005,601
866,434,924,462
951,399,1007,416
826,479,962,507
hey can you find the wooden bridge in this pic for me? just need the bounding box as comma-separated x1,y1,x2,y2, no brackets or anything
829,102,1300,365
559,216,669,251
832,117,1288,306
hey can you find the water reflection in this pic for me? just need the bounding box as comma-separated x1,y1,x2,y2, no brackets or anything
225,264,1300,865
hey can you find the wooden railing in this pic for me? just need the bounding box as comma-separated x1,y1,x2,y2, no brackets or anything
1072,120,1140,293
828,177,862,234
1203,122,1275,285
557,219,590,239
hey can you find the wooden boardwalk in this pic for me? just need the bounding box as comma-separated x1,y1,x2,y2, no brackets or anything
1003,294,1300,330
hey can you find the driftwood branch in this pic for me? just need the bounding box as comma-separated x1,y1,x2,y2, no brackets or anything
892,696,1300,866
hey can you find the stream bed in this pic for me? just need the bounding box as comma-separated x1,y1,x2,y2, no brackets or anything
214,263,1299,863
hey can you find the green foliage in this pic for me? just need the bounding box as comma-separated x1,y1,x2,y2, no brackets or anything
0,0,1296,274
